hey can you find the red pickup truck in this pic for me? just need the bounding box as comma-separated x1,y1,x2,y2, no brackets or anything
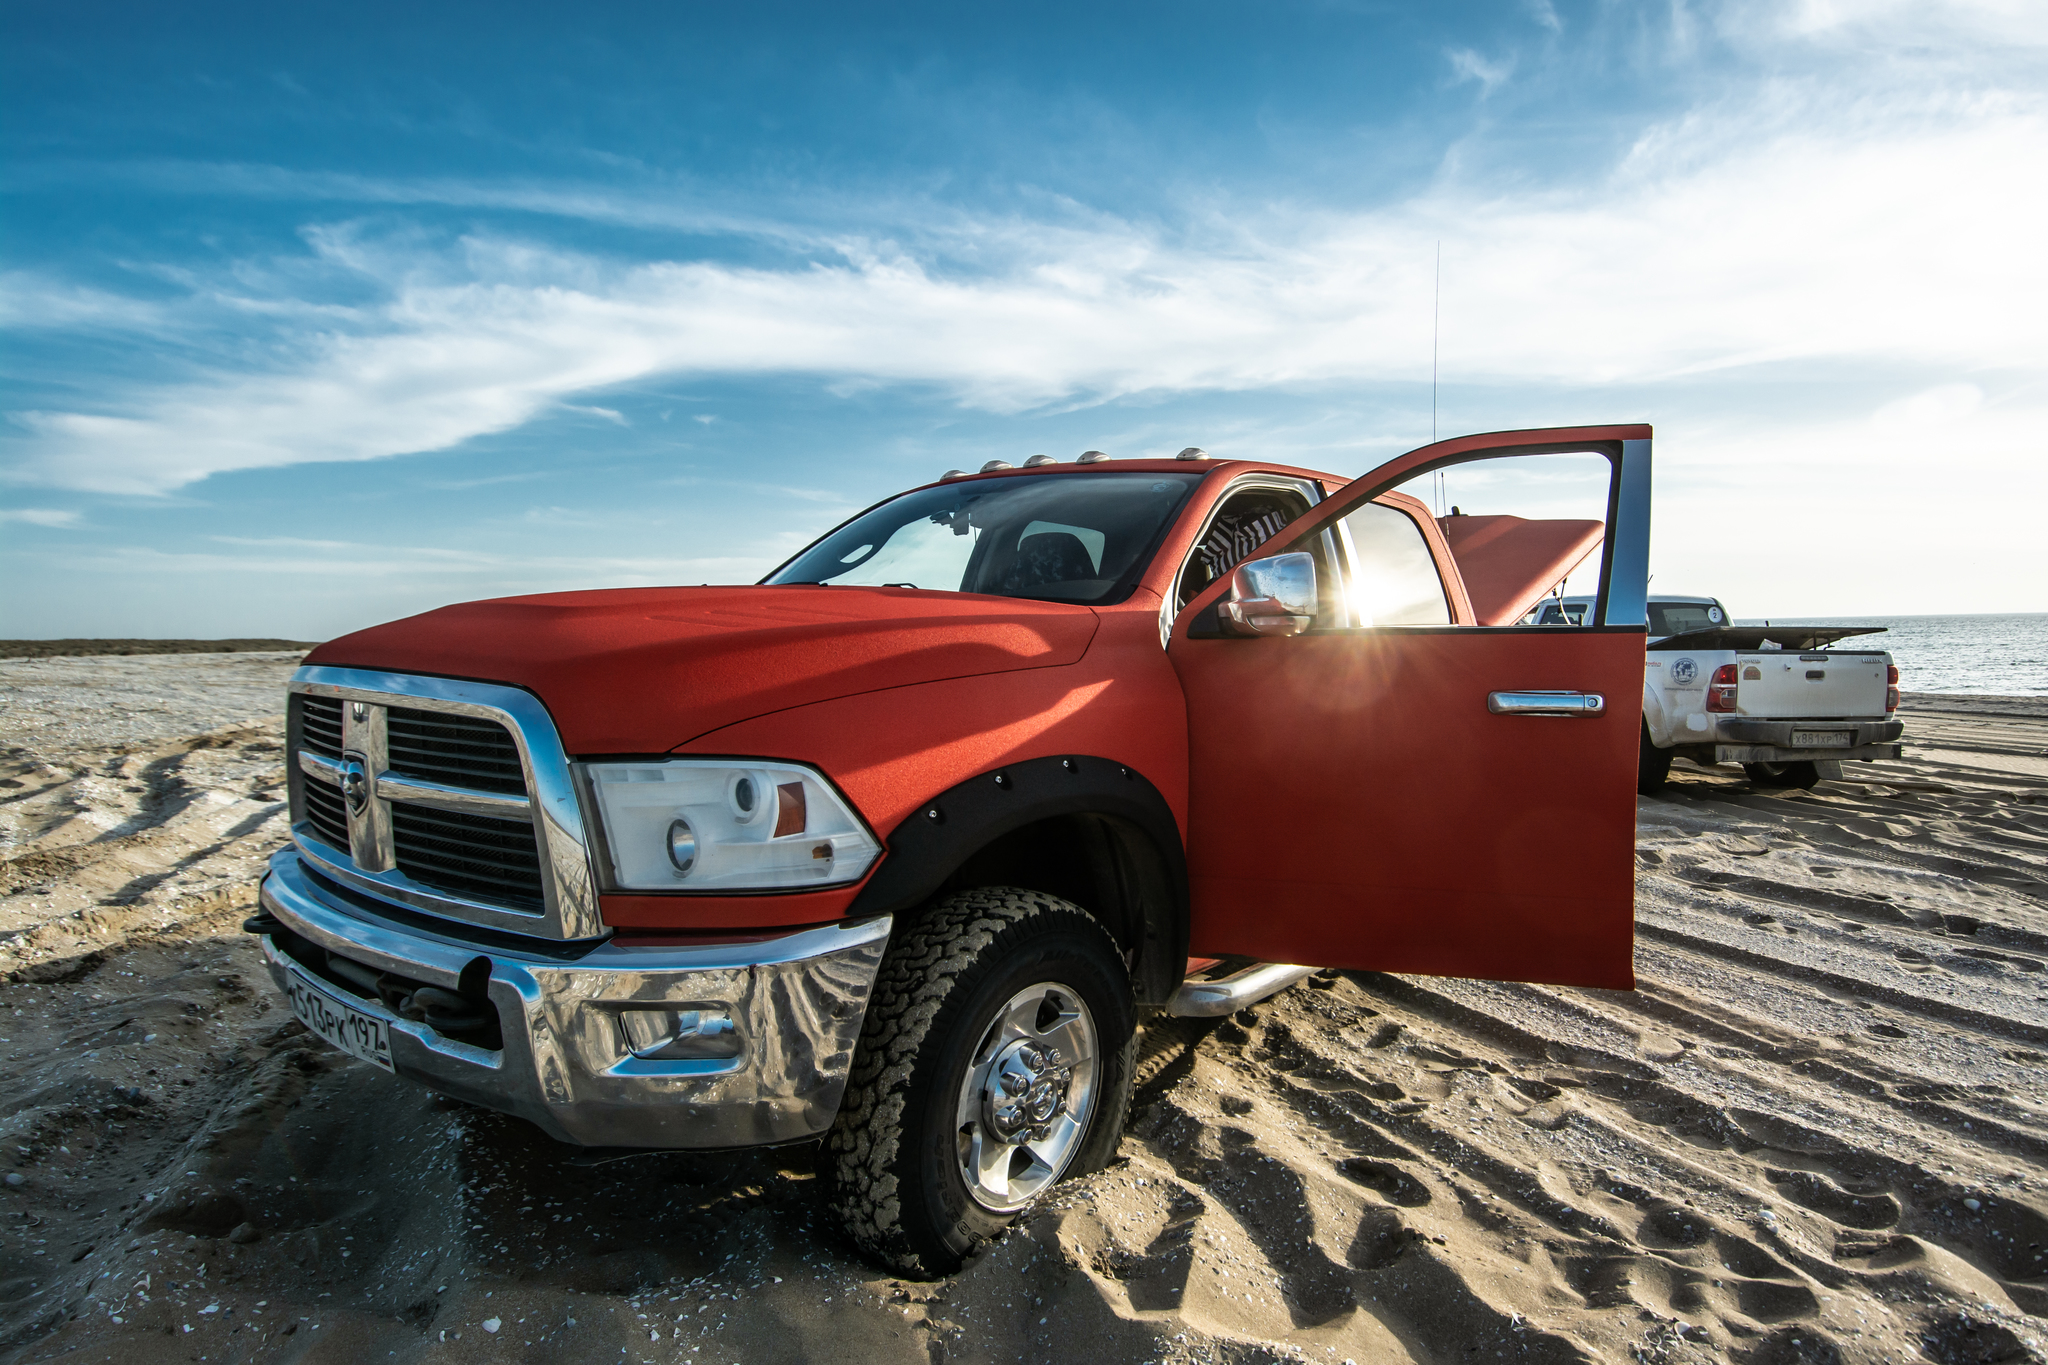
252,424,1653,1274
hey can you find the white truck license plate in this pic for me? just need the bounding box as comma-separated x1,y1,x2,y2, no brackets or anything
1792,730,1851,748
285,964,394,1072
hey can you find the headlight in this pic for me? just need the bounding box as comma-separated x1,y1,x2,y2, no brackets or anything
581,759,881,892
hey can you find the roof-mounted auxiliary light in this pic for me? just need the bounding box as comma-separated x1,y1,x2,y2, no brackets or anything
1076,451,1111,464
940,469,969,480
1176,447,1211,461
980,460,1014,472
1023,454,1059,467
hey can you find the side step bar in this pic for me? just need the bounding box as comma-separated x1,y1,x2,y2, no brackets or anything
1167,963,1318,1018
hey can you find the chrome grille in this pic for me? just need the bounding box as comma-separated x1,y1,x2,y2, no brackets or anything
300,772,351,851
392,804,547,910
300,695,345,759
388,707,526,794
284,668,602,940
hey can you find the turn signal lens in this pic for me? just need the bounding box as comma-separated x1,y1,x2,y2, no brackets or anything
1705,663,1740,712
583,759,880,891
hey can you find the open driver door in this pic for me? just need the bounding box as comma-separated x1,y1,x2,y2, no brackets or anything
1166,425,1651,989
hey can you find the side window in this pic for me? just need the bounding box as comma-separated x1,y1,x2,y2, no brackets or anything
1341,501,1450,626
1387,450,1611,627
1174,487,1312,613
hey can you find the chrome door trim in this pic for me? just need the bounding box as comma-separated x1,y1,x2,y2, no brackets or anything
1487,691,1607,717
290,666,603,941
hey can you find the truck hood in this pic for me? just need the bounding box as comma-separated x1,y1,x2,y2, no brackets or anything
307,585,1100,753
1435,513,1607,628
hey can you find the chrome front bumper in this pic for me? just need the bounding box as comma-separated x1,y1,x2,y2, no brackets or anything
257,849,890,1149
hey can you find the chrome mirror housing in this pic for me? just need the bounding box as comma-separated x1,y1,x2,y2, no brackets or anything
1218,552,1318,637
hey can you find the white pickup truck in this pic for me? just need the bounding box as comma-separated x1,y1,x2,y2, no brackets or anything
1528,595,1904,792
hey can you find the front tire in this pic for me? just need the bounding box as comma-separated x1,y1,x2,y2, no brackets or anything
825,888,1137,1277
1744,760,1820,789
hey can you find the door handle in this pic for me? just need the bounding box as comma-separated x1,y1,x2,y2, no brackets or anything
1488,690,1606,717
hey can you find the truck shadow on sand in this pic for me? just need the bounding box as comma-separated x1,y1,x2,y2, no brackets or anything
78,1026,850,1351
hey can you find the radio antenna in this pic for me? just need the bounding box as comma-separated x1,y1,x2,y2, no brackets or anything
1432,241,1442,514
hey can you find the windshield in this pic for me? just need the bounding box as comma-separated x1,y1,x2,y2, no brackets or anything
765,472,1204,604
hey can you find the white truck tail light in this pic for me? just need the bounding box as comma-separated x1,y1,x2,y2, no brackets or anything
1887,664,1900,712
1705,663,1740,712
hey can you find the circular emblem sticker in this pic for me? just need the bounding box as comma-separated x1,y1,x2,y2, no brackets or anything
1669,657,1700,686
1707,606,1724,623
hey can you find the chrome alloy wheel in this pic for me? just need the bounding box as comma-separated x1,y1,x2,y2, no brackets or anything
954,981,1099,1213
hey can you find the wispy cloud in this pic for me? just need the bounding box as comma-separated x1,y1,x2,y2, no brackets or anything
561,404,629,426
1446,48,1516,93
1522,0,1562,35
4,7,2045,502
0,508,82,528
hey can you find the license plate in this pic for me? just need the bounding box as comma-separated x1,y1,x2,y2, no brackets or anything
284,964,394,1072
1792,730,1851,748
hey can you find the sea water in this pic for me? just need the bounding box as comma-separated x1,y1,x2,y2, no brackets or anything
1733,613,2048,696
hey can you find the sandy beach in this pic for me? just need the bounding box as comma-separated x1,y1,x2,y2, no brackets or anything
0,653,2041,1364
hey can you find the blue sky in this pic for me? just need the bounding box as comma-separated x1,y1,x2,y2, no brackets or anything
3,0,2044,637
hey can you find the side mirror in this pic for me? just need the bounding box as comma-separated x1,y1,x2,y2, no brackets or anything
1218,552,1319,637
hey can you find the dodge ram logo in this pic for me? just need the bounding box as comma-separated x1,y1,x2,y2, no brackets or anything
340,753,371,815
1669,657,1699,686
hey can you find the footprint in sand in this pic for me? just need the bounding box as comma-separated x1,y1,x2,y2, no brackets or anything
1637,1033,1687,1063
1336,1158,1432,1207
1765,1168,1901,1230
1639,1205,1711,1247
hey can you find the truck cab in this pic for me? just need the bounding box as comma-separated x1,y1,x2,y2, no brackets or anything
251,424,1654,1274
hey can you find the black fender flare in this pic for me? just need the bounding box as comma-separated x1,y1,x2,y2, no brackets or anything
846,755,1189,1003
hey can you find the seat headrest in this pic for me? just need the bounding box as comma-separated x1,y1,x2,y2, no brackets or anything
1003,531,1097,589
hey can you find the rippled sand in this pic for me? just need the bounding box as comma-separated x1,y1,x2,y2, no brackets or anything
0,658,2042,1363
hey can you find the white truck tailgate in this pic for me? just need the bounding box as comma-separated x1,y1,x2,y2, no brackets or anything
1737,651,1888,719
